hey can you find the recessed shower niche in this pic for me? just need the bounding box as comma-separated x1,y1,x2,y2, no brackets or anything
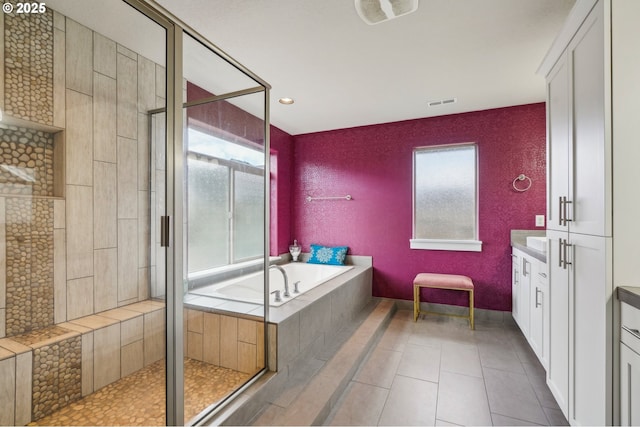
0,119,64,340
0,121,64,198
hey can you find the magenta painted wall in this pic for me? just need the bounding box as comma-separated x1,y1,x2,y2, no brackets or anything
291,103,546,311
270,126,295,256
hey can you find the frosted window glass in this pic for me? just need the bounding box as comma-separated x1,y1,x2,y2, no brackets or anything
233,171,264,261
414,144,477,240
187,159,229,273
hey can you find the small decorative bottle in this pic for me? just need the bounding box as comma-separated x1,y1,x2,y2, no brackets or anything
289,239,301,262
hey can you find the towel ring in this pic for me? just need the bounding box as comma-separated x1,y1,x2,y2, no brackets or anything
512,174,532,192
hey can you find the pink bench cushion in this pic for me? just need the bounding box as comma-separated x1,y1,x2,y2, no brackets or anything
413,273,474,290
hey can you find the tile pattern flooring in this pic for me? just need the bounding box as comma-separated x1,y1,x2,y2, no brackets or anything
28,358,250,426
325,309,569,426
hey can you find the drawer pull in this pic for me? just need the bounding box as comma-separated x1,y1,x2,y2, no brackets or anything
538,272,547,278
558,239,564,268
623,325,640,340
535,287,542,308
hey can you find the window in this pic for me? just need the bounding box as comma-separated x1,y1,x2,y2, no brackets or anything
411,143,482,252
187,128,264,274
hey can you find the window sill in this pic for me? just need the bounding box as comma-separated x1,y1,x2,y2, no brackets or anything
410,239,483,252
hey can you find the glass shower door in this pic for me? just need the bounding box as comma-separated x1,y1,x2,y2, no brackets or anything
180,32,268,424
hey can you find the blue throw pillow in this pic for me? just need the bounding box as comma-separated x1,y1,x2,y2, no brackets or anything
307,244,348,265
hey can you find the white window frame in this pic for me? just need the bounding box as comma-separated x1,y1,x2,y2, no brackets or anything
410,142,482,252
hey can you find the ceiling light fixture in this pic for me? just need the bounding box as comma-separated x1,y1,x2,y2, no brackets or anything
279,97,295,105
354,0,418,25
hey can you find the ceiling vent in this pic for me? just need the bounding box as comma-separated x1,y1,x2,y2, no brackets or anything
354,0,419,25
427,98,457,107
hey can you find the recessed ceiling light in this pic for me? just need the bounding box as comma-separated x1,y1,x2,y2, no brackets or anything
279,97,294,105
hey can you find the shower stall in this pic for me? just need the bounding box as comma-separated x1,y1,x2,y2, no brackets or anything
0,1,269,425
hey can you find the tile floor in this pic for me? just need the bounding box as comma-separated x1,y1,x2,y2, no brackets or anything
325,309,569,426
28,358,250,426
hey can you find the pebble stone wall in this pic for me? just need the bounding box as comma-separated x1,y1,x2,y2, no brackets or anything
10,326,83,421
5,197,54,336
3,4,54,125
32,335,82,420
0,126,55,196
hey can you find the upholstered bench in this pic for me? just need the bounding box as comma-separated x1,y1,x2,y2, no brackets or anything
413,273,475,329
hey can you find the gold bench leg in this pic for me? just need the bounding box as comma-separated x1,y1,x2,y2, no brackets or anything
469,289,475,330
413,284,419,322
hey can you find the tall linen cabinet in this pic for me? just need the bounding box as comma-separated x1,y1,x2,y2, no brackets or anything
539,0,640,425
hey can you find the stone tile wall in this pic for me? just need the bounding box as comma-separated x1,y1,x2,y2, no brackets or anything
31,335,82,420
2,3,54,125
1,8,163,338
3,197,54,336
0,126,55,196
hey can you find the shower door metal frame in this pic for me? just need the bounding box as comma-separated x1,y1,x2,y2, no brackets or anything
124,1,271,424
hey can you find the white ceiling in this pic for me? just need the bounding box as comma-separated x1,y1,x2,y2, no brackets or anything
48,0,576,136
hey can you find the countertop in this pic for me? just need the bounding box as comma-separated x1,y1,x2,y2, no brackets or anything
618,286,640,310
510,229,547,263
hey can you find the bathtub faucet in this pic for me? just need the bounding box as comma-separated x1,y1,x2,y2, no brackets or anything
269,265,290,298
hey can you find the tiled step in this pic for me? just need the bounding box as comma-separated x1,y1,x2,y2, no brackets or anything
253,298,396,426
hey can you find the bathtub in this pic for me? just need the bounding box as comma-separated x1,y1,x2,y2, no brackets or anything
190,262,354,306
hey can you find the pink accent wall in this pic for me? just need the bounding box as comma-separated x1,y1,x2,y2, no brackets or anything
291,103,546,311
270,126,295,256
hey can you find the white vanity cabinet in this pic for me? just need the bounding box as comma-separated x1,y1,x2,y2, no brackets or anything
511,247,548,369
512,248,530,337
511,250,521,327
529,264,548,367
621,344,640,426
538,0,640,423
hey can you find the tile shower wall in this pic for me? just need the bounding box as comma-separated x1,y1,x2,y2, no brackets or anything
0,8,166,339
0,7,167,423
61,17,163,320
0,7,171,424
2,2,54,125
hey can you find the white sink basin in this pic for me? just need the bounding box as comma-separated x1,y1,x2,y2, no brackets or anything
526,236,547,252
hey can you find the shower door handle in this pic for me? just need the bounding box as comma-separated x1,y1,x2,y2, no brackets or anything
161,216,170,247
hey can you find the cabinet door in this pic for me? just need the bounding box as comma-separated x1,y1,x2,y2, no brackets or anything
568,1,610,237
569,233,612,426
546,230,569,417
519,254,532,337
512,250,520,325
621,343,640,426
529,261,545,364
541,265,550,370
546,51,570,232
